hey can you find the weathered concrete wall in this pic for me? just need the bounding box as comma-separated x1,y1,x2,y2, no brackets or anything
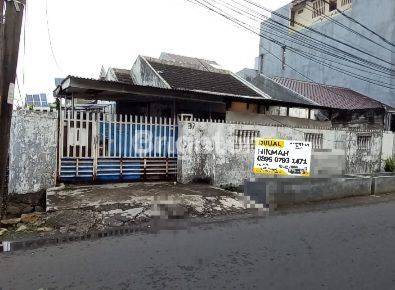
178,120,392,187
131,56,169,88
259,0,395,106
8,110,58,195
226,111,332,128
373,174,395,195
244,176,372,208
381,132,395,159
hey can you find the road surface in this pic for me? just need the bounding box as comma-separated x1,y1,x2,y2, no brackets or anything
1,200,395,289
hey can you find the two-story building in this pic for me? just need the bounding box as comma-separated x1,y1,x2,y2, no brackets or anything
256,0,395,107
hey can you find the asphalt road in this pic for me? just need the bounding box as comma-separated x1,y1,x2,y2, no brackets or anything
1,200,395,290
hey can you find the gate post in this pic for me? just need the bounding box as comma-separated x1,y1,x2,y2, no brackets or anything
92,112,99,181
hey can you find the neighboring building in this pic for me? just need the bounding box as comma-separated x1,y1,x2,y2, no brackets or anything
238,69,395,131
258,0,395,106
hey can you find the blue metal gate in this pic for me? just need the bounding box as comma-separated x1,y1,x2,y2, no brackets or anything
59,111,178,182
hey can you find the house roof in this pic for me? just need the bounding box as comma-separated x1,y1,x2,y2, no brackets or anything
144,57,264,98
159,53,224,73
237,69,319,107
55,75,312,107
271,77,386,110
292,0,307,6
112,68,134,84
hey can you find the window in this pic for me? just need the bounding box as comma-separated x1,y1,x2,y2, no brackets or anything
357,135,371,150
298,9,304,14
366,111,375,124
259,54,264,73
234,130,260,150
341,0,352,6
305,133,323,149
290,10,296,27
329,0,337,11
281,46,286,70
312,0,325,18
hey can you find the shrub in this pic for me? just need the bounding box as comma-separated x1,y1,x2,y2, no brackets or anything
384,157,395,172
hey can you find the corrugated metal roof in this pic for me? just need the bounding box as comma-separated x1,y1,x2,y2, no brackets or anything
272,77,385,110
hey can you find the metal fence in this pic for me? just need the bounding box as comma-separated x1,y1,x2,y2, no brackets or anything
59,111,178,182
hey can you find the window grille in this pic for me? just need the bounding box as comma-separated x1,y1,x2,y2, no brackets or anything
341,0,352,6
305,133,323,149
312,0,325,18
234,130,260,150
329,0,337,11
357,135,371,150
281,46,286,70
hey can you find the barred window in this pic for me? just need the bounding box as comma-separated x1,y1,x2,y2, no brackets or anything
341,0,352,6
312,0,325,18
357,135,371,150
305,133,323,149
234,130,260,150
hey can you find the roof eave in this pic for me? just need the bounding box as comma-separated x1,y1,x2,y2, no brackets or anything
54,76,329,109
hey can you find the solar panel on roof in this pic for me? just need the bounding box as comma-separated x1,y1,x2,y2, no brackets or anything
25,93,49,108
33,95,41,106
40,94,47,105
25,95,34,106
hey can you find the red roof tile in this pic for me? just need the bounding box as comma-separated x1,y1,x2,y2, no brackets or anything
272,77,385,110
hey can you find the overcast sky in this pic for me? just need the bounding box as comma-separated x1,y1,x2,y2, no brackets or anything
15,0,290,105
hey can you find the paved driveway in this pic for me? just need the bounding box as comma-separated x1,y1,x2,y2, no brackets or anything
47,182,237,211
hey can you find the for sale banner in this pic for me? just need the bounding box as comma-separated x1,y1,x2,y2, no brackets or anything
253,138,312,177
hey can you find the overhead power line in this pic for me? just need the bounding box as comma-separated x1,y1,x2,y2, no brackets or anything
45,0,63,73
302,2,394,53
223,0,395,77
320,0,395,48
198,0,395,88
221,0,395,79
241,0,395,69
185,0,390,141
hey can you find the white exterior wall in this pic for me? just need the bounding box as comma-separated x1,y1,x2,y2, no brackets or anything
178,120,394,187
8,110,58,195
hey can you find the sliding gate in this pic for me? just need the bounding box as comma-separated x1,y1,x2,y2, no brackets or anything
58,111,178,182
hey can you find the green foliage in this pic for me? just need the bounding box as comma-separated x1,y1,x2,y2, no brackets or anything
384,157,395,172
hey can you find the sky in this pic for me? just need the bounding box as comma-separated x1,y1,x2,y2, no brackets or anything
15,0,290,105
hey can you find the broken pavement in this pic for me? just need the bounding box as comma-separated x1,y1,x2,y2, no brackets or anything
1,182,259,241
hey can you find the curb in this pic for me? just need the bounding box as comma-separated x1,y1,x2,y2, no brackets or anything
1,222,153,253
0,211,265,253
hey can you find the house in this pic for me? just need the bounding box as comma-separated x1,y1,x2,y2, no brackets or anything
102,53,270,119
237,69,395,131
257,0,395,107
53,53,334,183
93,53,333,126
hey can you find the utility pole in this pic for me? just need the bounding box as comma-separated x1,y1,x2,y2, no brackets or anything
0,0,25,218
